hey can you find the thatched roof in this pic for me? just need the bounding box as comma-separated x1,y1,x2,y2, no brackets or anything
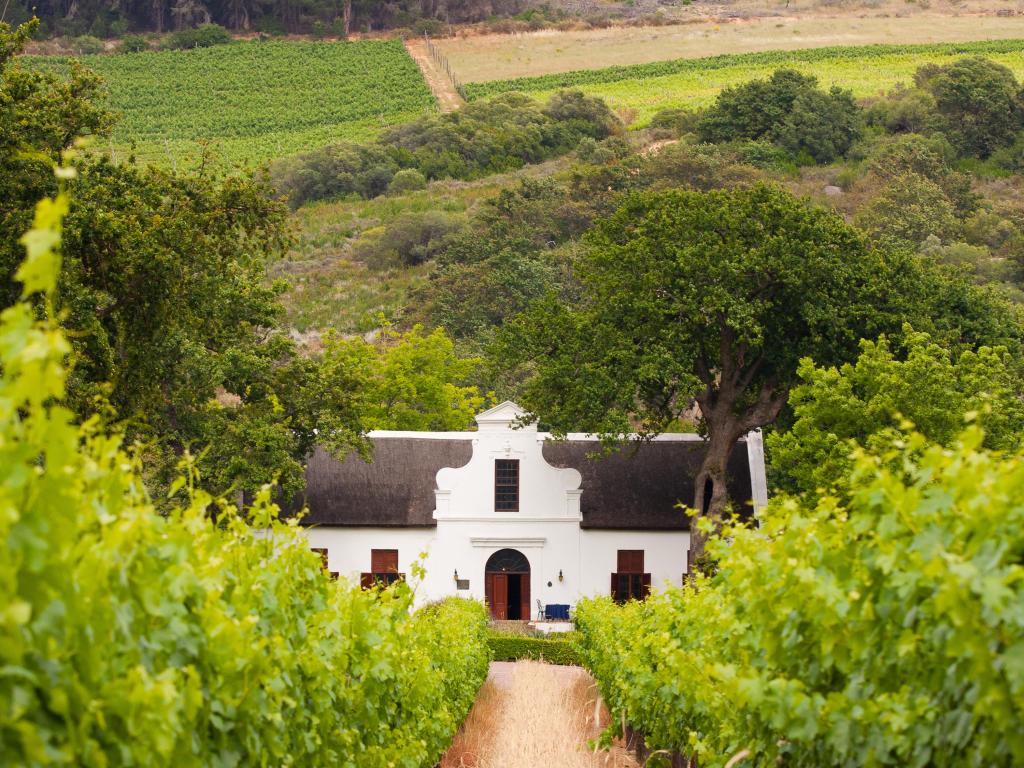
543,439,754,531
297,439,473,527
296,435,754,531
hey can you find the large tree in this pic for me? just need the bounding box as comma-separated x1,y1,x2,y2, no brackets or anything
496,184,1019,566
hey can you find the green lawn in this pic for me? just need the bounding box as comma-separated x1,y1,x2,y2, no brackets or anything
29,39,435,169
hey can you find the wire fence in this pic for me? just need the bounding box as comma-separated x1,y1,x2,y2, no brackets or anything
424,33,467,101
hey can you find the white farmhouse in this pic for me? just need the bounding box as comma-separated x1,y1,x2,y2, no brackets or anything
299,401,768,620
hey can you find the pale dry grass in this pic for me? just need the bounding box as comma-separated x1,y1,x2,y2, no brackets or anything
442,661,639,768
438,8,1024,83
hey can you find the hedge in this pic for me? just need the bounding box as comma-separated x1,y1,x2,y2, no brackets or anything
488,632,583,666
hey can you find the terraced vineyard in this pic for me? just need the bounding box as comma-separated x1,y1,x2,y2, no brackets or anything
464,40,1024,126
32,39,435,168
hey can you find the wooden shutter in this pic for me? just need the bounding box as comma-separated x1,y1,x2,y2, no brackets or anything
610,573,619,601
493,573,508,620
371,549,398,574
360,573,373,589
642,573,652,597
617,550,644,573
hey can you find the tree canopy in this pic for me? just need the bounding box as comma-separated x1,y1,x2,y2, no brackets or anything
768,328,1024,497
495,183,1020,565
696,69,863,163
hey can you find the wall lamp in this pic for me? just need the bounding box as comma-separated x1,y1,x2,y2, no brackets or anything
558,569,563,583
453,568,459,581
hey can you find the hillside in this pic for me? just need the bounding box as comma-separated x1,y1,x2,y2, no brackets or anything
30,39,434,168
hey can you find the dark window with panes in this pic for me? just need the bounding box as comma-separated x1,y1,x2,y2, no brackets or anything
494,459,520,512
611,549,650,603
360,548,404,588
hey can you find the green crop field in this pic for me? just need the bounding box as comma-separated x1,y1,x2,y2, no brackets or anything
464,40,1024,127
30,39,435,169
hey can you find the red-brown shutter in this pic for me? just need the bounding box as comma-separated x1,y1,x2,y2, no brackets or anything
617,550,644,573
610,572,619,601
641,573,652,598
360,573,373,589
371,549,398,574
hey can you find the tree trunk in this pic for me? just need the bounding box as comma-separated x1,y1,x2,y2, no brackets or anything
687,424,738,573
341,0,351,37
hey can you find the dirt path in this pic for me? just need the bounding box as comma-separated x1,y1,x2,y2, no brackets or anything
405,38,464,113
441,660,639,768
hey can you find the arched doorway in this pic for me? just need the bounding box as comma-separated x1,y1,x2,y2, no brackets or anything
484,548,531,620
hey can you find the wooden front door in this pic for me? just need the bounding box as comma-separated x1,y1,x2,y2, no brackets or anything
485,572,530,620
486,573,509,619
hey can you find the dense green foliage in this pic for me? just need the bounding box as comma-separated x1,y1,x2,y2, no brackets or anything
492,184,1016,561
463,39,1024,99
697,69,861,163
30,39,436,167
162,23,234,49
767,329,1024,497
270,91,619,207
320,324,491,432
4,21,485,498
926,56,1024,158
0,185,491,766
576,431,1024,767
487,632,582,666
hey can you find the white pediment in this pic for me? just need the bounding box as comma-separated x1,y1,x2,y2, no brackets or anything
474,400,536,432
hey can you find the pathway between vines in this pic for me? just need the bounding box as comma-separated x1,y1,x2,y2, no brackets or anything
441,660,639,768
405,39,464,113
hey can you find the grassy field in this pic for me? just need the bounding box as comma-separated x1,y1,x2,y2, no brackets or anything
438,14,1024,83
463,40,1024,126
31,39,435,169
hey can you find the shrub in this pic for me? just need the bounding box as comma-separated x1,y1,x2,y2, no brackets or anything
1,193,491,766
648,106,699,136
697,68,862,163
541,89,621,139
69,34,104,55
642,141,762,191
774,85,863,163
352,210,464,267
488,633,583,666
731,137,796,171
118,34,149,53
577,430,1024,767
860,133,976,213
925,56,1024,157
163,23,232,50
991,130,1024,172
387,167,427,194
413,17,445,35
856,171,961,245
864,84,942,134
269,142,398,207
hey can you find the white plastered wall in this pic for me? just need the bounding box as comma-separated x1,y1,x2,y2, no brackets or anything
300,402,764,611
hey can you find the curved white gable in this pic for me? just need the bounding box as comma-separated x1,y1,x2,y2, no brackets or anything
434,401,582,521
